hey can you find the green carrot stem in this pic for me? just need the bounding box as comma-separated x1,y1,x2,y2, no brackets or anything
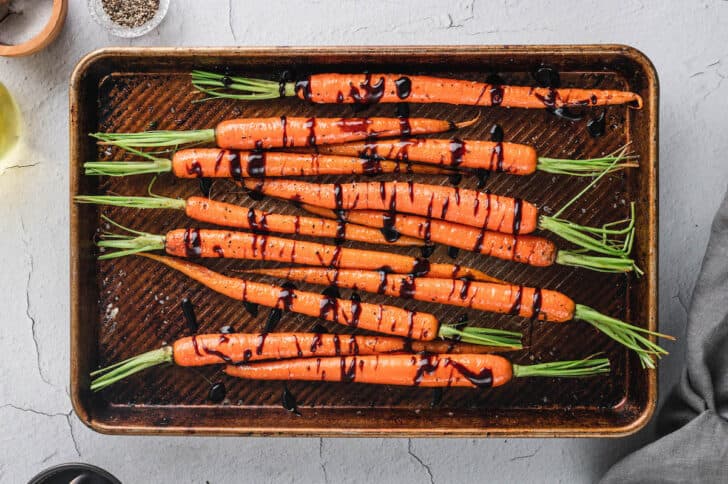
555,250,642,275
574,304,674,369
75,195,186,211
513,357,610,379
90,347,173,391
537,145,638,177
438,325,523,349
91,129,215,149
96,215,165,259
84,159,173,176
191,70,295,101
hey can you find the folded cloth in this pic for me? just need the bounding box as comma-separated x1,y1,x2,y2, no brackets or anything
601,188,728,483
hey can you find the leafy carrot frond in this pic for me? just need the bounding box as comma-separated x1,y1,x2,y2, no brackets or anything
191,70,294,102
537,144,638,177
96,215,165,260
91,129,215,149
439,324,523,349
75,195,185,210
90,347,173,391
513,356,610,378
84,158,173,176
574,304,674,369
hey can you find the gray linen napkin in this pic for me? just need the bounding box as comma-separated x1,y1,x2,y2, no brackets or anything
601,188,728,483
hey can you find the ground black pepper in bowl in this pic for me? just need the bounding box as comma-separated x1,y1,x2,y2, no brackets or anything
101,0,160,28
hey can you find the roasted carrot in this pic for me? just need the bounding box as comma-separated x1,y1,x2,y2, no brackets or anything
302,205,638,273
97,219,499,281
83,148,456,177
243,266,674,369
91,115,477,151
305,139,637,177
74,195,423,247
191,70,643,109
134,253,523,348
89,332,514,391
224,354,611,387
243,178,639,261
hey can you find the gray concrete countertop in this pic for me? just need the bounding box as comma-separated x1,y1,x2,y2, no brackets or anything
1,1,726,482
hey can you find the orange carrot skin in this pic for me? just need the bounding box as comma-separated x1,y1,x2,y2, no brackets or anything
244,179,540,234
163,228,492,280
174,333,413,366
312,139,539,175
213,116,455,150
301,74,643,109
171,149,453,178
225,353,514,388
303,205,557,267
249,267,574,322
140,254,438,340
173,332,510,366
183,197,422,247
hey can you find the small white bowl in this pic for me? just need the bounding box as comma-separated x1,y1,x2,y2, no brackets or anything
87,0,169,38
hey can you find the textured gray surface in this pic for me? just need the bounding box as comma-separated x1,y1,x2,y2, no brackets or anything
1,1,726,483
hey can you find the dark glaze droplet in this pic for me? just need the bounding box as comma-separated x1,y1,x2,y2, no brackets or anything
376,269,389,295
220,325,234,334
181,298,198,333
348,73,386,104
305,117,317,147
532,287,543,320
228,151,243,181
475,169,490,189
281,386,302,416
187,161,203,178
446,359,494,388
247,150,266,178
381,185,400,242
447,246,460,259
396,103,411,138
395,76,412,99
413,354,440,385
277,282,297,312
587,110,607,138
295,79,312,101
208,382,226,403
411,258,431,277
183,227,202,257
340,357,357,382
280,115,288,147
350,292,362,329
533,66,561,88
458,278,472,300
319,286,340,322
399,275,416,298
448,173,463,186
512,198,523,235
336,91,344,103
278,71,291,98
509,285,524,315
265,308,283,332
243,301,259,317
255,332,269,355
420,244,436,258
449,138,466,168
198,177,213,197
489,124,504,142
221,76,233,87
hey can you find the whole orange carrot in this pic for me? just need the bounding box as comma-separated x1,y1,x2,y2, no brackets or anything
89,332,516,391
83,148,455,178
192,71,643,109
97,220,499,281
74,195,423,247
224,354,611,388
244,265,674,369
307,139,636,177
243,178,639,261
91,115,477,151
133,253,522,348
302,205,637,273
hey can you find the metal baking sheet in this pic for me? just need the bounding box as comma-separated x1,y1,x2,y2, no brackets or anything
70,45,658,436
